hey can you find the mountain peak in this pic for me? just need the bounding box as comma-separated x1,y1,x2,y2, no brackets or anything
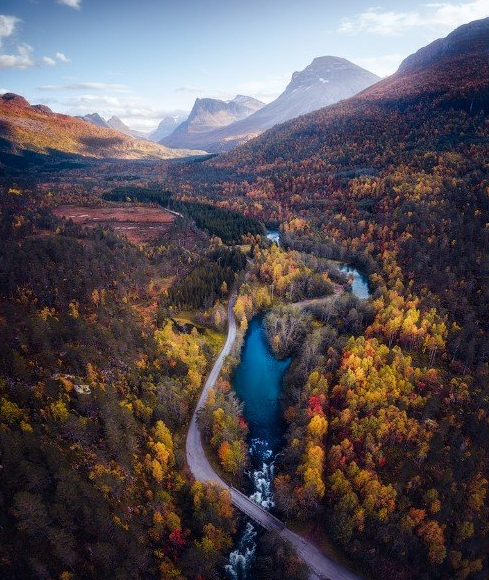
161,56,380,152
1,93,30,107
82,113,110,128
161,94,264,146
287,56,380,93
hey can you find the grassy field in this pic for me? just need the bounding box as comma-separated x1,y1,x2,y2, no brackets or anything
53,204,175,243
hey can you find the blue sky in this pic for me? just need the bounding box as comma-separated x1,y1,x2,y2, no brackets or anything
1,0,488,131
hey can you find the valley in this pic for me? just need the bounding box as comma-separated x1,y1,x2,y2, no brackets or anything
1,10,489,580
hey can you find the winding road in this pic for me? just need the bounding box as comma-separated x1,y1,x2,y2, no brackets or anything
185,293,363,580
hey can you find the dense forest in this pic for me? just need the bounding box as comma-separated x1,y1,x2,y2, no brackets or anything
0,186,250,580
1,15,489,580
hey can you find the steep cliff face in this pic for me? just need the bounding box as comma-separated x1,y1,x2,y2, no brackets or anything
161,95,264,149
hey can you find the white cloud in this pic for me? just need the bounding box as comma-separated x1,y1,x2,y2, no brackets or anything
42,56,56,66
57,0,81,9
175,86,206,94
339,1,489,35
56,51,71,63
0,87,8,94
0,15,56,70
0,43,35,69
33,92,187,132
0,15,35,69
0,15,20,46
353,53,405,77
39,82,130,92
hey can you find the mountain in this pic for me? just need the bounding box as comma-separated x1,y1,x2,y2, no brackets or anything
78,112,111,128
148,113,188,142
196,18,489,171
161,95,264,149
106,115,148,140
0,93,205,167
78,113,147,140
180,57,380,152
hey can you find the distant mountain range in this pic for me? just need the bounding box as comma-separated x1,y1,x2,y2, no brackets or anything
78,113,148,140
0,94,205,167
148,113,189,142
162,57,380,152
161,95,264,149
177,17,489,199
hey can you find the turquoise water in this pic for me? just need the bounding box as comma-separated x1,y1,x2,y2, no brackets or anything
233,316,291,454
339,264,371,299
265,229,280,246
227,268,369,578
226,316,290,579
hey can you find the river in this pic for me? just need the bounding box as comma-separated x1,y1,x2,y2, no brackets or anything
338,264,370,299
225,316,290,579
225,240,370,578
266,228,280,246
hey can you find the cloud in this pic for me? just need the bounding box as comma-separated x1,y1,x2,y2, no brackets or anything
33,92,188,132
175,86,206,94
0,15,20,46
42,56,56,66
0,15,35,69
57,0,81,9
338,1,489,35
0,43,35,69
0,87,8,94
39,82,130,92
56,51,71,63
353,53,405,77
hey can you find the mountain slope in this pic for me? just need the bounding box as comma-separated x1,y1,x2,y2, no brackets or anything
161,95,264,149
187,57,380,152
202,19,489,168
0,94,204,166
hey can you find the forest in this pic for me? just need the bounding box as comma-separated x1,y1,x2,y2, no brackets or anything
0,185,265,580
1,16,489,580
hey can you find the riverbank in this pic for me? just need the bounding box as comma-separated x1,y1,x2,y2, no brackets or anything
185,288,364,580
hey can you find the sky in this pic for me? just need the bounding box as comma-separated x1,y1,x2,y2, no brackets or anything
1,0,488,132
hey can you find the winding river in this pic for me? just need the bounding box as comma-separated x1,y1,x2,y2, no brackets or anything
226,231,371,579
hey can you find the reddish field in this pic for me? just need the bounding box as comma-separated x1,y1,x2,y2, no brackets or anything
53,204,175,243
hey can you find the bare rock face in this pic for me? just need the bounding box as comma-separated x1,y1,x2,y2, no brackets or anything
161,95,265,148
80,113,111,128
